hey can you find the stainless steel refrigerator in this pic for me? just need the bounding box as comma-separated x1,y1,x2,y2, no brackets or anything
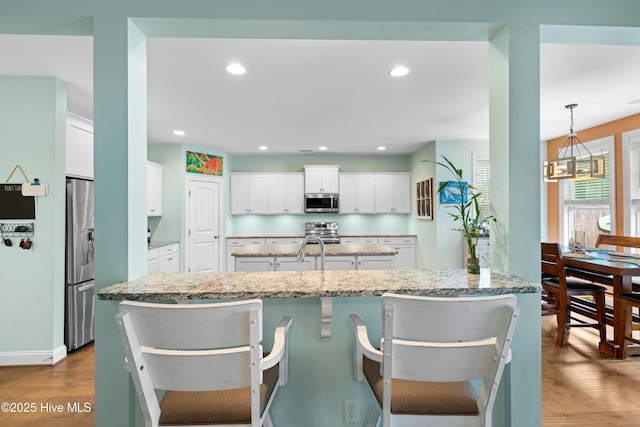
65,178,95,351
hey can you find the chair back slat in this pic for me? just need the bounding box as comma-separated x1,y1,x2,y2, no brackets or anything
142,347,253,391
382,293,517,343
391,338,499,382
596,234,640,251
541,242,565,279
119,300,262,349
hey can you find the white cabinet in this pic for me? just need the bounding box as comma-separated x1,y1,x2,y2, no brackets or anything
235,257,275,272
375,173,411,214
324,256,357,270
304,165,340,193
276,257,315,271
357,255,396,270
267,237,304,245
230,174,268,215
148,243,180,273
379,237,417,269
66,113,94,179
267,174,305,214
226,238,266,271
477,237,490,268
339,174,376,214
157,243,180,272
147,161,164,217
464,237,490,268
341,237,379,244
147,248,159,273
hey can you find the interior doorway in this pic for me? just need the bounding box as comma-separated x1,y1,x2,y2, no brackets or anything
184,177,223,272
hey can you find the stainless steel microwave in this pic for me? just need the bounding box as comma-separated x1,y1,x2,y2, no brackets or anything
304,193,339,213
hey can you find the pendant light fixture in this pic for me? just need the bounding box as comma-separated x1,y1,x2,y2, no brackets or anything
543,103,606,182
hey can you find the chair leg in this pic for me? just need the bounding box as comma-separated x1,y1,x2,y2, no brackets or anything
620,297,630,360
556,296,569,347
595,291,607,344
262,412,273,427
366,403,380,427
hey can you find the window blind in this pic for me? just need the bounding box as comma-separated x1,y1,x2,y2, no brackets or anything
473,153,491,220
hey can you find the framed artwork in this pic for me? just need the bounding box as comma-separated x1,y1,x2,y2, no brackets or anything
439,181,467,204
416,178,433,220
186,151,224,176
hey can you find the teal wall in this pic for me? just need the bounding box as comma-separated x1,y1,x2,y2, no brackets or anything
0,77,66,355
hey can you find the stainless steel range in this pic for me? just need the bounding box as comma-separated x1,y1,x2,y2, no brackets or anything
304,222,341,244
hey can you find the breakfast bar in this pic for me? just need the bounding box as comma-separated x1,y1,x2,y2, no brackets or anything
98,269,541,427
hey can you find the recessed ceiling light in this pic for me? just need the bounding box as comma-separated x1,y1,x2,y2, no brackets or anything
377,146,386,151
173,130,186,136
389,66,410,77
318,146,328,151
226,63,246,75
259,146,268,151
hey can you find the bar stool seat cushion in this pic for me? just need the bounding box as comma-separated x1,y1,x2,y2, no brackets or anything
362,356,479,416
159,364,279,425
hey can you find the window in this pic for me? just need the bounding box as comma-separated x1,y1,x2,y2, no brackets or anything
559,136,615,247
472,152,491,221
623,128,640,237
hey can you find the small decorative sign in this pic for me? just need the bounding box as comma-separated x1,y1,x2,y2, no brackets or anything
416,178,433,220
439,181,468,204
186,151,223,176
0,184,36,219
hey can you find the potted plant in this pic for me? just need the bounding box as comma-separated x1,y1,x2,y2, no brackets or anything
426,155,496,274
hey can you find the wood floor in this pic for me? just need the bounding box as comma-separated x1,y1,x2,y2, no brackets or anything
0,316,639,426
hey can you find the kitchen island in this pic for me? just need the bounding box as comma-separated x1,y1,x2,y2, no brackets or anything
98,269,540,427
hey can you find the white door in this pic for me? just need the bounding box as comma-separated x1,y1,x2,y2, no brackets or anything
186,179,221,272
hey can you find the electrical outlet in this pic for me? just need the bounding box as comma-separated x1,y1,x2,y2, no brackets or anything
344,399,359,423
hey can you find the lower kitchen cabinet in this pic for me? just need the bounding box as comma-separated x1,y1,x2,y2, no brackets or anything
235,257,275,272
379,237,417,269
148,243,180,273
226,238,266,272
357,255,396,270
147,248,159,273
324,256,357,270
276,257,315,271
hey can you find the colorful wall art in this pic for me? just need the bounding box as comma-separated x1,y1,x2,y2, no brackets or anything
186,151,223,176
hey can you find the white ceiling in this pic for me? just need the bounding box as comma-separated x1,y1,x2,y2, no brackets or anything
2,34,640,155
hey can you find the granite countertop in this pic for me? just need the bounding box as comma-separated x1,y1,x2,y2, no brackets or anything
97,269,540,301
231,243,398,257
148,241,179,250
226,232,417,239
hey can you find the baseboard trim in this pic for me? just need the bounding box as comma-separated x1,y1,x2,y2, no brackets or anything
0,345,67,366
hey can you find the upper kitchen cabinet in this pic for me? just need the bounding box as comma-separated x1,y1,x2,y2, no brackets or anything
304,165,339,193
147,161,164,217
375,173,411,214
267,173,304,214
66,113,94,179
230,173,268,215
339,173,376,214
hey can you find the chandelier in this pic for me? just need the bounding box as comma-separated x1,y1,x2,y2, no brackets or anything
543,103,606,182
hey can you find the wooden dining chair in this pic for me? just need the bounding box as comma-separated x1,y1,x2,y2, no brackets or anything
595,234,640,291
541,242,607,347
617,293,640,358
116,300,293,427
349,293,519,427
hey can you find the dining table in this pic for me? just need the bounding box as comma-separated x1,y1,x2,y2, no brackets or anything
562,249,640,358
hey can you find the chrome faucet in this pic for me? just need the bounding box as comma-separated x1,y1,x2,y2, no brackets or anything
297,234,326,270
